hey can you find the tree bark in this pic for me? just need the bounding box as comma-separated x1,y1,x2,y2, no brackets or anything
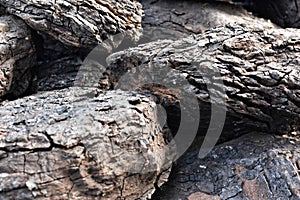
0,15,36,100
141,0,277,40
0,0,143,49
23,0,279,98
0,87,175,200
101,23,300,142
28,0,279,96
152,132,300,199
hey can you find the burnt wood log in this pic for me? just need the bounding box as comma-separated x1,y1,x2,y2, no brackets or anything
141,0,276,40
0,15,36,100
0,87,175,199
152,132,300,199
0,0,143,49
100,23,300,142
28,0,279,95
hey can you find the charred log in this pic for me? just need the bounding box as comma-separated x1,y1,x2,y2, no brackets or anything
0,0,143,49
0,87,175,200
152,132,300,199
101,24,300,142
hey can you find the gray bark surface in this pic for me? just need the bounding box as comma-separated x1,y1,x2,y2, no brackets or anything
0,15,36,99
0,87,175,199
152,132,300,199
141,0,276,40
0,0,143,49
24,0,279,97
101,24,300,141
29,0,279,96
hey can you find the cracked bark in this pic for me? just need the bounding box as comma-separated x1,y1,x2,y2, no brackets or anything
0,87,175,199
0,15,36,100
0,0,143,49
28,0,279,96
141,0,277,40
101,24,300,142
151,132,300,199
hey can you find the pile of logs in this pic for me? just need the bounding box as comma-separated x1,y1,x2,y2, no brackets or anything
0,0,299,199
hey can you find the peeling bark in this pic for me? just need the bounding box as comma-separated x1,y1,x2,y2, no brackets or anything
0,15,36,100
0,87,175,199
0,0,143,49
152,132,300,199
101,24,300,141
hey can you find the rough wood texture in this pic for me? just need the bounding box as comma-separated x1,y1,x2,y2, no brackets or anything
141,0,276,40
28,0,279,95
0,0,143,49
0,15,36,99
152,132,300,199
0,87,175,199
102,24,300,141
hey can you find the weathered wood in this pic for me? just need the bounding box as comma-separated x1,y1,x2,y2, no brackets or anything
101,24,300,142
0,15,36,100
29,0,279,95
152,132,300,199
0,0,143,49
141,0,276,40
0,87,175,199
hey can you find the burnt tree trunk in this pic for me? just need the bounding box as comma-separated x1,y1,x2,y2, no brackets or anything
28,0,280,96
21,0,280,98
0,87,175,200
101,23,300,142
0,0,143,49
141,0,277,40
152,132,300,199
0,15,36,100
